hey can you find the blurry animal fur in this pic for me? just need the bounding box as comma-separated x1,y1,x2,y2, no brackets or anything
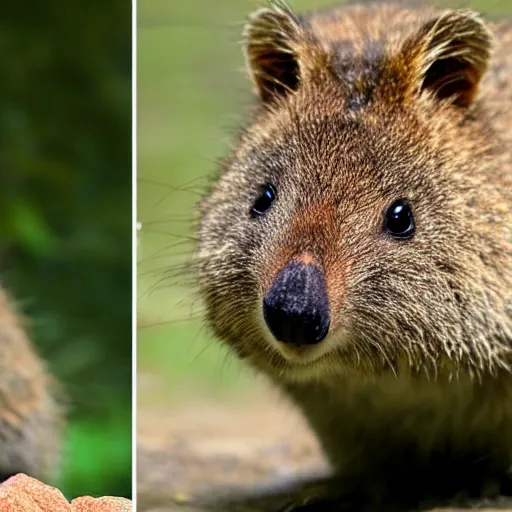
0,287,63,481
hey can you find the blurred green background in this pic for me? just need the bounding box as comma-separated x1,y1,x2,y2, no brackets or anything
138,0,512,406
0,1,131,500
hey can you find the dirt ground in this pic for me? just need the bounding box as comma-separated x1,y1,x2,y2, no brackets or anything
137,381,512,512
137,384,329,512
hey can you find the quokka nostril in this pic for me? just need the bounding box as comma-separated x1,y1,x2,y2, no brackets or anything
263,261,330,347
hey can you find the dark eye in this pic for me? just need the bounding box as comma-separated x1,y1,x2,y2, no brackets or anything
251,184,276,217
383,199,415,240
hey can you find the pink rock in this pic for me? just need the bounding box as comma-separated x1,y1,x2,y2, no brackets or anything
0,474,132,511
71,496,132,511
0,474,71,511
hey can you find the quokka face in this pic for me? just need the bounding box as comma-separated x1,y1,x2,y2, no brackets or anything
195,2,512,384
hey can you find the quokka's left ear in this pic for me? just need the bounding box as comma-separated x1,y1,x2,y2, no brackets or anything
401,9,492,107
243,2,303,103
243,1,328,104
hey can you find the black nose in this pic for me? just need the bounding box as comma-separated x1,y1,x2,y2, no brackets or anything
263,261,330,347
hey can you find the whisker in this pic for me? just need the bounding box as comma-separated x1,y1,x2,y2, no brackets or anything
138,274,194,301
138,250,195,265
138,175,208,190
146,239,196,259
141,229,199,241
140,217,193,226
137,262,193,277
146,277,199,294
191,336,218,366
137,315,204,329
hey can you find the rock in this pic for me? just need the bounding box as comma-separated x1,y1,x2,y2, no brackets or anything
0,474,71,511
0,474,132,511
72,496,132,511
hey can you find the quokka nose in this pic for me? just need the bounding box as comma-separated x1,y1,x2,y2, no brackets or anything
263,260,330,347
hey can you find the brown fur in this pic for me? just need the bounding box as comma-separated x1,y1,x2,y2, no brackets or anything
196,1,512,507
0,287,63,481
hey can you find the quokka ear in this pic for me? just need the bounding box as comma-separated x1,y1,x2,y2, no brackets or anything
243,2,303,103
404,9,492,107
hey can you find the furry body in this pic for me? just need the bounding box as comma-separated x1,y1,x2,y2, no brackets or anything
0,288,62,481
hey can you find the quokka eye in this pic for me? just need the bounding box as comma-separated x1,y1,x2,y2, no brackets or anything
383,199,415,240
251,184,276,217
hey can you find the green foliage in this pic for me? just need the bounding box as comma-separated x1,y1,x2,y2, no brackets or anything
0,0,131,499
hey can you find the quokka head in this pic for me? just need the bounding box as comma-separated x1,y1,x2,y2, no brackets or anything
194,2,512,383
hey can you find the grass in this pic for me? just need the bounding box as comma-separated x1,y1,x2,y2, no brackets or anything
138,0,253,403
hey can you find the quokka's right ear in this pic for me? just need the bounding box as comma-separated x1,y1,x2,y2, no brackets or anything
401,9,492,107
243,2,305,103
